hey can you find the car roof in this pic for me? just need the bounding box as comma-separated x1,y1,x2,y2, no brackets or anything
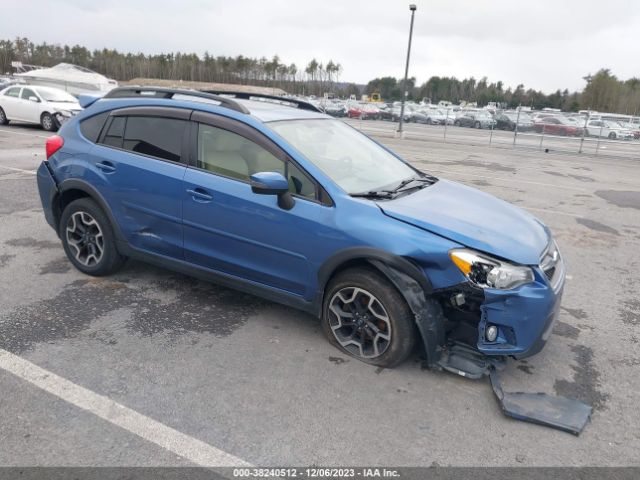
21,85,73,95
88,92,330,124
234,98,329,122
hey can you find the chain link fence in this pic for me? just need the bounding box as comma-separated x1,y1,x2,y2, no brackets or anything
343,109,640,160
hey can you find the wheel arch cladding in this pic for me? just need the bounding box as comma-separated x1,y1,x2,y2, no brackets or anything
317,248,444,367
368,260,445,368
56,179,125,242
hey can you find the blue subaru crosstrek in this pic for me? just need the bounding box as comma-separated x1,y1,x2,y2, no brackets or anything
36,87,565,372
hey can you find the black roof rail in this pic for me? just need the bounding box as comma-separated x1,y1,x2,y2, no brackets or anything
199,90,322,113
102,86,250,114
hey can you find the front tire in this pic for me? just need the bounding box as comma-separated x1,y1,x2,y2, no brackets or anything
40,112,56,131
0,107,9,125
322,268,417,368
59,198,126,276
474,121,481,129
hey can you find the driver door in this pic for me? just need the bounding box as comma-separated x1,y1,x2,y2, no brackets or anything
182,113,333,298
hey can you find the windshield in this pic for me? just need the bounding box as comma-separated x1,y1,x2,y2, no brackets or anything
38,89,77,103
269,119,417,194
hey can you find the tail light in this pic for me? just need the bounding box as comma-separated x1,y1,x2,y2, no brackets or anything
46,135,64,159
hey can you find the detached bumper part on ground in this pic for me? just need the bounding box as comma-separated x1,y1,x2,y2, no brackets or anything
374,258,590,435
490,368,592,435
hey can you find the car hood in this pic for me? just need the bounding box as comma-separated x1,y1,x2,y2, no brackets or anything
377,179,549,265
47,101,81,111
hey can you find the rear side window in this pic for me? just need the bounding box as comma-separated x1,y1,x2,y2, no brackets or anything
5,87,21,98
123,116,185,163
79,112,109,143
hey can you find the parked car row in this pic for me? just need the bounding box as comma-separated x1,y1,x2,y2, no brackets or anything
313,97,640,140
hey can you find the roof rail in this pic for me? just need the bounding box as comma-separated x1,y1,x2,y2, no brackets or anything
102,86,250,114
199,90,322,113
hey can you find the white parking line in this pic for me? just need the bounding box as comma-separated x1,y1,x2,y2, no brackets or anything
0,165,37,175
0,349,252,467
0,127,49,139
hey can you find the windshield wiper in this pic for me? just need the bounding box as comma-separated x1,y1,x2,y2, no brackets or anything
350,191,395,199
351,175,437,200
389,174,438,194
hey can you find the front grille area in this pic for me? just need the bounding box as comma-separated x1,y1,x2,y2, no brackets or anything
539,240,563,291
543,266,556,281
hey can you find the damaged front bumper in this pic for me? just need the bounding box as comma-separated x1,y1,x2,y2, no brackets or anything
481,245,565,356
477,262,565,358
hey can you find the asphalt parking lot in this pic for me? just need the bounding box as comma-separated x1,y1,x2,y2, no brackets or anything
1,122,639,467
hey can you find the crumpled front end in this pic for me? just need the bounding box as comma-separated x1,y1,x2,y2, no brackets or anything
438,240,565,359
478,261,565,358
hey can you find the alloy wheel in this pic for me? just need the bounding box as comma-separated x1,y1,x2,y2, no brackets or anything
42,114,53,131
328,287,392,359
66,211,104,266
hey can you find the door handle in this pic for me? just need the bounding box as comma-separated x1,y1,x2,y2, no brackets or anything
96,161,116,173
187,188,213,202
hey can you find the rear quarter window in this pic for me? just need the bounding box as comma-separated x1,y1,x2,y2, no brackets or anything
79,111,109,143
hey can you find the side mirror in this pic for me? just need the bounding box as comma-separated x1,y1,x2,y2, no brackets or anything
250,171,295,210
28,96,39,102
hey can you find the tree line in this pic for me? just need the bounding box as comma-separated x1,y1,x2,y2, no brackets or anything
366,70,640,114
0,37,347,96
1,38,638,114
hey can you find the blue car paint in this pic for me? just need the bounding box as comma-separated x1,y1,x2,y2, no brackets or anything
377,179,549,265
38,94,565,361
478,267,564,357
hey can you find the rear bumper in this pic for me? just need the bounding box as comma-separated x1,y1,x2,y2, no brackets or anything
36,161,58,231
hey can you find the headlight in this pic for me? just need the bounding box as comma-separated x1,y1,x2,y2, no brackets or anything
54,111,72,123
449,249,534,290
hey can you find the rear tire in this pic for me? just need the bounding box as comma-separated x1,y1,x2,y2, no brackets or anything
474,121,481,129
0,107,9,125
322,267,417,368
608,132,616,139
40,112,56,131
59,198,126,276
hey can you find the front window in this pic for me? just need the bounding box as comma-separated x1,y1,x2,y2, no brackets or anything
21,88,38,101
197,123,317,199
269,119,417,194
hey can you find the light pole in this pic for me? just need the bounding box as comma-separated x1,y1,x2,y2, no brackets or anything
398,4,417,135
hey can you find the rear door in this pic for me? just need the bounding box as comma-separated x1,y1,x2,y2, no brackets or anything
0,87,22,119
182,112,333,297
91,107,190,258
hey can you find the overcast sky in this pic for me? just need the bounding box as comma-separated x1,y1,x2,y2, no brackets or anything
2,0,638,93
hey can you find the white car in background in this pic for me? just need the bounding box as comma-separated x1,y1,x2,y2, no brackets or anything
585,120,634,140
0,85,81,131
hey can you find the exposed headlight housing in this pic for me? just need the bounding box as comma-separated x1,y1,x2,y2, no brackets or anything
449,249,534,290
54,110,77,125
